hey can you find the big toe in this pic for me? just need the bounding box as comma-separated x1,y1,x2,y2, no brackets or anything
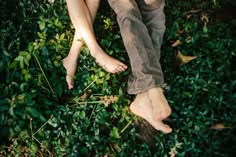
66,75,74,90
68,83,74,90
162,124,172,134
155,121,172,134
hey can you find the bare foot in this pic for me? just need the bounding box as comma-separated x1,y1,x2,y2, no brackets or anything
62,31,84,89
148,88,172,121
130,92,172,133
92,50,127,74
62,56,78,89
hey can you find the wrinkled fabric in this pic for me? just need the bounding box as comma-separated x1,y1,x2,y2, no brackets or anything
107,0,166,94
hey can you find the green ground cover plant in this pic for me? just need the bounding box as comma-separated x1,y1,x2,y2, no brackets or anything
0,0,235,156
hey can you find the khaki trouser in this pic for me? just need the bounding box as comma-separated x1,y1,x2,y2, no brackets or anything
107,0,166,94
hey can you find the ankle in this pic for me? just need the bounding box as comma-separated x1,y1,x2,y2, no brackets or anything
153,87,163,92
148,87,163,96
65,53,79,61
90,48,104,59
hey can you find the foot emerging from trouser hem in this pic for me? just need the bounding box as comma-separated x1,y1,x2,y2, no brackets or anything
62,56,77,90
148,88,172,121
93,50,127,74
130,92,172,134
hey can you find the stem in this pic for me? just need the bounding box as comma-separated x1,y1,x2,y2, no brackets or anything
33,115,53,136
33,136,53,156
30,117,33,140
89,103,97,121
33,52,55,93
83,78,97,91
120,120,133,134
69,101,103,107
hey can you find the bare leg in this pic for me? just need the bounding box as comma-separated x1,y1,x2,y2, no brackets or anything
63,0,127,89
62,31,83,89
63,0,99,89
148,88,172,121
130,92,172,133
65,0,127,74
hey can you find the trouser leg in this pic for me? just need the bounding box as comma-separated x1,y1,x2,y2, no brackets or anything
137,0,165,60
107,0,165,94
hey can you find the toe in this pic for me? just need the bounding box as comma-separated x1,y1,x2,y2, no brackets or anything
66,75,74,90
68,84,73,90
155,121,172,134
116,65,125,73
162,125,172,134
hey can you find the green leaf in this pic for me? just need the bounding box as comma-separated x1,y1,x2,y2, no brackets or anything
38,20,46,30
0,104,8,112
20,59,24,69
20,83,29,92
28,42,34,52
80,147,89,155
19,51,29,56
26,54,31,61
48,117,59,127
26,107,41,118
19,130,30,140
54,18,62,28
9,106,15,117
79,111,86,119
26,107,47,122
24,58,29,67
60,33,65,40
110,127,120,139
42,46,49,56
14,55,24,62
203,25,208,33
37,32,45,39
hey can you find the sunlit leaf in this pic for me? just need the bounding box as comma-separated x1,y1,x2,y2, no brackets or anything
38,20,45,30
110,127,120,139
14,55,24,62
176,50,197,66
